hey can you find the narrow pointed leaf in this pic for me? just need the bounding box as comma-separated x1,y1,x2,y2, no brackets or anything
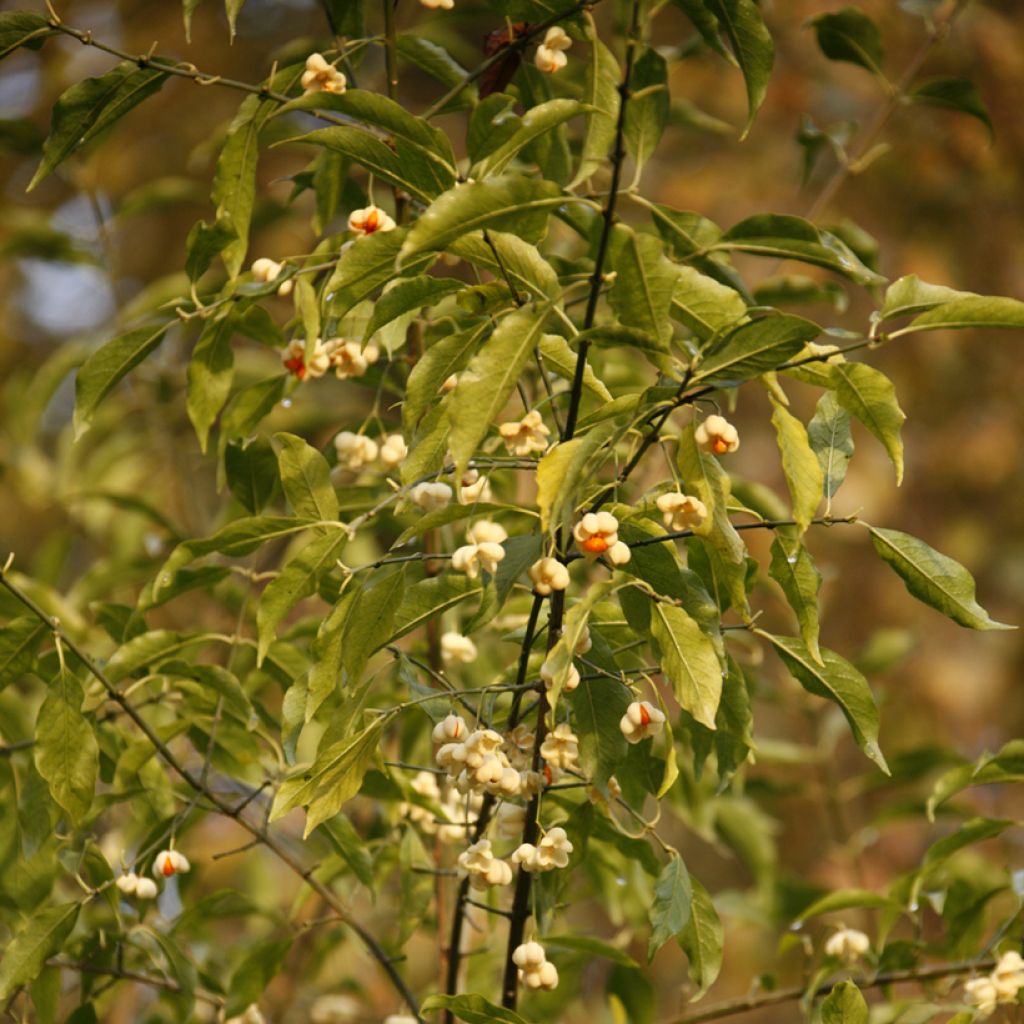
274,433,339,522
448,304,552,480
764,633,888,772
648,854,693,960
807,391,854,501
399,176,563,264
74,323,169,437
769,396,823,532
29,62,169,190
34,669,97,823
769,537,822,662
651,603,723,729
831,361,905,484
866,524,1013,630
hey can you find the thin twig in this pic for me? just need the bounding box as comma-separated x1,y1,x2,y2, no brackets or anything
0,567,424,1023
665,957,994,1024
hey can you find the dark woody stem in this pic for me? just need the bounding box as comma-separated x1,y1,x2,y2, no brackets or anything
0,567,425,1024
442,594,545,1024
500,0,644,1010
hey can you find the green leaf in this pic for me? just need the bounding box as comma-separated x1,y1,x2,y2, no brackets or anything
676,425,747,610
648,854,693,960
212,89,280,277
0,617,47,688
448,304,552,480
387,574,483,643
576,324,673,373
671,0,735,63
821,981,868,1024
679,876,723,999
651,603,723,729
796,888,901,922
224,0,246,38
403,322,486,434
478,98,589,177
0,902,81,1000
184,216,237,282
573,32,620,185
216,375,286,458
29,62,169,190
769,397,823,532
325,227,434,319
34,668,97,823
0,11,57,60
807,391,853,503
536,424,614,535
226,938,291,1017
274,433,339,522
912,77,993,137
538,333,611,401
154,516,322,601
763,633,888,772
421,994,532,1024
74,323,169,437
865,525,1013,631
694,313,819,385
703,0,775,135
308,569,408,717
395,35,471,99
569,674,631,791
769,537,822,663
256,531,347,663
670,266,747,343
271,717,384,836
544,934,639,968
713,215,884,285
285,124,445,203
398,176,564,265
892,295,1024,337
186,310,237,452
624,48,669,174
607,225,679,344
224,436,279,514
810,8,885,76
105,630,216,682
279,88,457,190
879,274,975,320
363,276,463,340
831,361,905,484
449,230,561,302
647,202,723,259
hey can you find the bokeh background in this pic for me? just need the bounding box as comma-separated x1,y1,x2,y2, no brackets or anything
1,1,1021,1021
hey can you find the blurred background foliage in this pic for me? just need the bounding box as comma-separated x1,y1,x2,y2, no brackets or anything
0,0,1022,1021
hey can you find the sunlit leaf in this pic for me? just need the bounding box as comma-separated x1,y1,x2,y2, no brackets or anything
866,525,1013,630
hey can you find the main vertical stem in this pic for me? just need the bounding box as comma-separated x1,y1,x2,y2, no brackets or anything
499,0,643,1009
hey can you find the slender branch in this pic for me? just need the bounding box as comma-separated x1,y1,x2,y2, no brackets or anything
443,594,545,1024
422,0,603,120
45,20,362,130
46,959,224,1007
562,0,644,442
804,0,968,220
0,567,424,1023
665,957,994,1024
629,514,859,549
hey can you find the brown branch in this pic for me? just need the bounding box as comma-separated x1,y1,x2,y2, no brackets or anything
665,957,994,1024
46,958,224,1007
0,566,423,1023
804,0,969,221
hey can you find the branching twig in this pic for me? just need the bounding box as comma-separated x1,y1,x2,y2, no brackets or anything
0,566,424,1023
664,957,994,1024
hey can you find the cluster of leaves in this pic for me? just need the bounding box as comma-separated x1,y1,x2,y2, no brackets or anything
0,2,1021,1023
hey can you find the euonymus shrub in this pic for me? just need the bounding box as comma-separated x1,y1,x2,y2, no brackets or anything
1,2,1022,1023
